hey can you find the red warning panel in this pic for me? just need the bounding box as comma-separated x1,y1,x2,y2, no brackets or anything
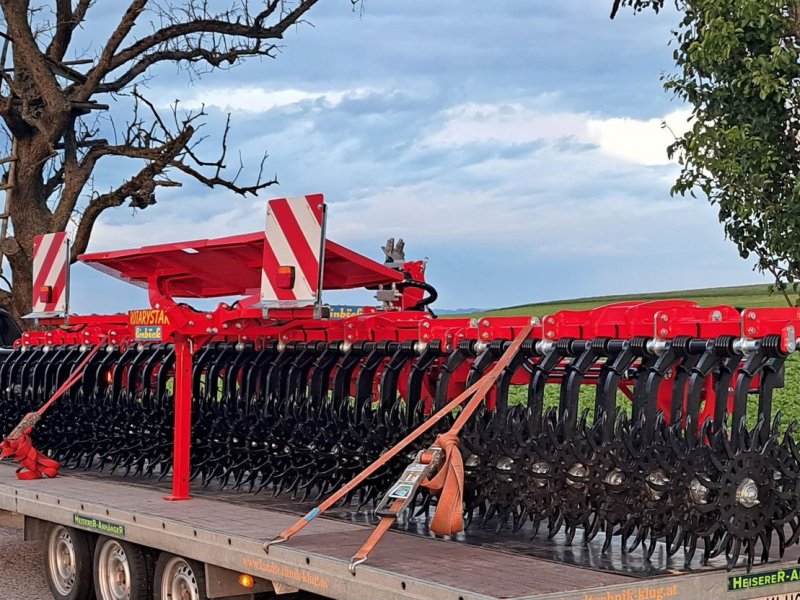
261,194,326,309
28,232,70,317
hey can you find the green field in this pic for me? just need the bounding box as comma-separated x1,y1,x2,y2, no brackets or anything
475,283,789,318
474,283,800,432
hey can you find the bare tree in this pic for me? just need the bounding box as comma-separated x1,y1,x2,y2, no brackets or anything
0,1,331,320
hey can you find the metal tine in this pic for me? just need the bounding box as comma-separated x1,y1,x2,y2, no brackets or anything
757,352,788,446
466,341,502,390
109,345,137,403
39,345,67,399
582,512,601,543
266,343,317,495
191,344,219,401
353,342,389,422
16,349,43,437
254,341,279,409
730,338,779,451
29,347,55,408
6,347,30,422
307,344,340,410
288,342,324,403
137,344,167,409
558,337,608,437
281,344,311,410
403,341,440,428
83,346,120,463
507,354,561,538
537,339,590,539
94,346,130,469
711,354,739,433
274,343,304,408
189,346,219,482
224,344,255,402
8,343,39,398
684,338,734,444
629,347,660,425
759,529,772,562
480,343,536,527
16,346,43,397
5,345,30,395
433,340,475,412
196,346,233,484
627,523,647,553
607,372,655,554
241,346,275,409
154,348,176,401
52,349,83,408
126,345,160,475
727,537,741,570
207,344,235,402
494,341,534,422
669,350,702,426
283,344,319,421
459,342,508,524
639,337,693,441
526,339,565,438
125,344,154,399
0,343,24,397
83,343,114,398
593,337,646,442
378,342,416,424
331,343,365,422
0,348,30,434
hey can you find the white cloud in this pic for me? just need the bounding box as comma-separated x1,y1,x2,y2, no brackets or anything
85,93,703,268
180,86,378,113
82,88,748,312
586,112,691,166
421,100,692,167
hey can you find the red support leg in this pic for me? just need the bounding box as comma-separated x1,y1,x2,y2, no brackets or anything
164,335,192,501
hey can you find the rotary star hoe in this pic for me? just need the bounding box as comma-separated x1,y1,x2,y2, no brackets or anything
3,194,800,575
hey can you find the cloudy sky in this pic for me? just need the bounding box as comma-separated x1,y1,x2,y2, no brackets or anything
66,0,769,313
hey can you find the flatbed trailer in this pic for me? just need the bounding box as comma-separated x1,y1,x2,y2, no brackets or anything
2,464,800,600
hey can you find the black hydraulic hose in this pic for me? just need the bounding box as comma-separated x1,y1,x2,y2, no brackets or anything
401,279,439,314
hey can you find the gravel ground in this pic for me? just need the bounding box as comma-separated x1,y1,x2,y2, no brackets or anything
0,511,53,600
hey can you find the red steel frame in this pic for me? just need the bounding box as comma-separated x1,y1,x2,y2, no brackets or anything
18,231,800,501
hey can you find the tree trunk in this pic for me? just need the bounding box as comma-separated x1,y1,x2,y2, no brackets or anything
3,134,54,324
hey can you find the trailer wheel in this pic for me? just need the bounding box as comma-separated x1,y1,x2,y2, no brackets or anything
43,524,94,600
93,536,151,600
154,553,207,600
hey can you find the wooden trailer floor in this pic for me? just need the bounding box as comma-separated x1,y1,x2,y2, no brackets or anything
1,463,798,600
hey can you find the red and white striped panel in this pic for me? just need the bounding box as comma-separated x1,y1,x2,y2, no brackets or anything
261,194,326,309
30,232,70,315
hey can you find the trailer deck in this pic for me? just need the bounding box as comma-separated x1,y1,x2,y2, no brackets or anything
1,464,799,600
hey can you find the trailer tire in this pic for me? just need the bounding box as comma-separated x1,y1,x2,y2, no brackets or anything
43,524,94,600
93,536,152,600
154,553,207,600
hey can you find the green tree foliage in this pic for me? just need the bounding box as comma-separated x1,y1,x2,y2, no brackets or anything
614,1,800,304
610,0,666,19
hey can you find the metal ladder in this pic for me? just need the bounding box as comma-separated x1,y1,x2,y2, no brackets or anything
0,138,15,278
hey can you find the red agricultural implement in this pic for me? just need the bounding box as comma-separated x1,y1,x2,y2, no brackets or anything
3,193,800,575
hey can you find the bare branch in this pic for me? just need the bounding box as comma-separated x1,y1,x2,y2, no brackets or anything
0,0,334,317
2,2,67,115
71,123,195,258
76,0,147,102
94,0,319,93
47,0,75,61
97,43,278,94
171,155,277,196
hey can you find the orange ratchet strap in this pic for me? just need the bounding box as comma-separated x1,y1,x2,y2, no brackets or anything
264,321,534,573
0,341,105,480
